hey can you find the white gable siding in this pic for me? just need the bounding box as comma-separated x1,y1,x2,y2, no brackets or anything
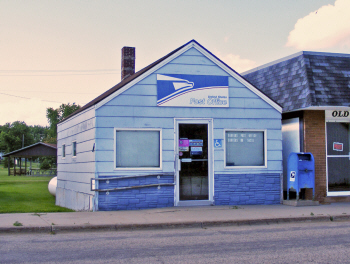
56,107,96,210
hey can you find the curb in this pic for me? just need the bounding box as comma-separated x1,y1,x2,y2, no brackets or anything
0,226,52,234
2,215,350,234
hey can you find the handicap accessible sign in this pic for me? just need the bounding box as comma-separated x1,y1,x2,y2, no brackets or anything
156,74,229,107
214,139,223,148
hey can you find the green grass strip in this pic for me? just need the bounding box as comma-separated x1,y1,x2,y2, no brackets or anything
0,166,74,213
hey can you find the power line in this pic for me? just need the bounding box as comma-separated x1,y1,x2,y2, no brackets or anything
0,90,99,94
0,69,121,77
0,92,63,103
0,92,29,100
0,72,120,77
0,69,120,72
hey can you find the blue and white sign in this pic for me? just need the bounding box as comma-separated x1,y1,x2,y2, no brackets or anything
290,171,296,182
214,139,223,148
157,74,229,107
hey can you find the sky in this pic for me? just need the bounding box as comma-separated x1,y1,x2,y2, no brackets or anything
1,0,350,127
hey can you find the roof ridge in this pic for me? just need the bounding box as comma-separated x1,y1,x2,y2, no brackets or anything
2,142,57,157
242,50,350,75
300,53,315,107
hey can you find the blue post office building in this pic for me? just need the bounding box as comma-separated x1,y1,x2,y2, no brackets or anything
56,40,282,211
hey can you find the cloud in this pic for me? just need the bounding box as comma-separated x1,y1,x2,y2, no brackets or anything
214,50,257,73
286,0,350,50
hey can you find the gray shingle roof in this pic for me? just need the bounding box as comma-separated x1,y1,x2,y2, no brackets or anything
242,51,350,112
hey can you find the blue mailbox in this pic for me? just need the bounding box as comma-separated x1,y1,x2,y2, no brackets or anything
287,152,315,200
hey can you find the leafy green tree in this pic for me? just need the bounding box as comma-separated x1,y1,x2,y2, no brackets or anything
46,103,81,142
0,124,8,153
0,121,34,153
30,125,49,143
0,121,35,168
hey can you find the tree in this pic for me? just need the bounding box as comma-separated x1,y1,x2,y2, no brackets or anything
46,103,81,143
0,121,34,153
0,121,35,168
30,125,49,143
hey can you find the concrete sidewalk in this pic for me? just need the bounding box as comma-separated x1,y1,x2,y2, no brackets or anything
2,203,350,234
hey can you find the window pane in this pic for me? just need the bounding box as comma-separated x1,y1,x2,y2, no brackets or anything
328,157,350,192
116,130,160,168
62,145,65,158
226,131,264,166
72,142,77,156
326,123,350,155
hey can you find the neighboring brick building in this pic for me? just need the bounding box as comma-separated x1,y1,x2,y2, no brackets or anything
243,51,350,203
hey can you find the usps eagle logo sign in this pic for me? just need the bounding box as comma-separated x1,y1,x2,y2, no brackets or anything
156,74,229,107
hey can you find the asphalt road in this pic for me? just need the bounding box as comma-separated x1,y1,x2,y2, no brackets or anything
2,221,350,263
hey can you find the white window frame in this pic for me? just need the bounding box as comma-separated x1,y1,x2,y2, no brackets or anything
224,129,267,169
325,118,350,197
114,128,162,171
72,141,77,158
174,118,214,206
62,144,66,159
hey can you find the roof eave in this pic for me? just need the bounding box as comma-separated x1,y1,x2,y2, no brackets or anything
2,142,57,157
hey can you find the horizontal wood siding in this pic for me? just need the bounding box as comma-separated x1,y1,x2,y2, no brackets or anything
57,107,96,195
97,105,279,118
95,47,282,177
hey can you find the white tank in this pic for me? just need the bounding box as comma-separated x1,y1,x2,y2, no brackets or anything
48,176,57,196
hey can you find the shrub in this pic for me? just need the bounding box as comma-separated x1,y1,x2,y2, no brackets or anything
40,160,51,170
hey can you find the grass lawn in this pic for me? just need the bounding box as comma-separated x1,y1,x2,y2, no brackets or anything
0,165,74,213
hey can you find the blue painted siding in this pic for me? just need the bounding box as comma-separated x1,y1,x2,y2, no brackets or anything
93,46,282,209
214,174,280,205
98,175,174,210
57,107,96,211
56,44,283,211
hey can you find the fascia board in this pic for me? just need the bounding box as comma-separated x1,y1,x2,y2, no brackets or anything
95,43,195,110
58,105,96,127
285,106,350,113
192,43,282,113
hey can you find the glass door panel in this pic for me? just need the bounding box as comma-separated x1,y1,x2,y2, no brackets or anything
328,157,350,191
327,122,350,192
178,124,208,200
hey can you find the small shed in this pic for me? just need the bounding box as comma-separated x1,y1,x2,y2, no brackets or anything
57,40,283,211
3,142,57,176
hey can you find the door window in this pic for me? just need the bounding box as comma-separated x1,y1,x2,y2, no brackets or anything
178,124,208,201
